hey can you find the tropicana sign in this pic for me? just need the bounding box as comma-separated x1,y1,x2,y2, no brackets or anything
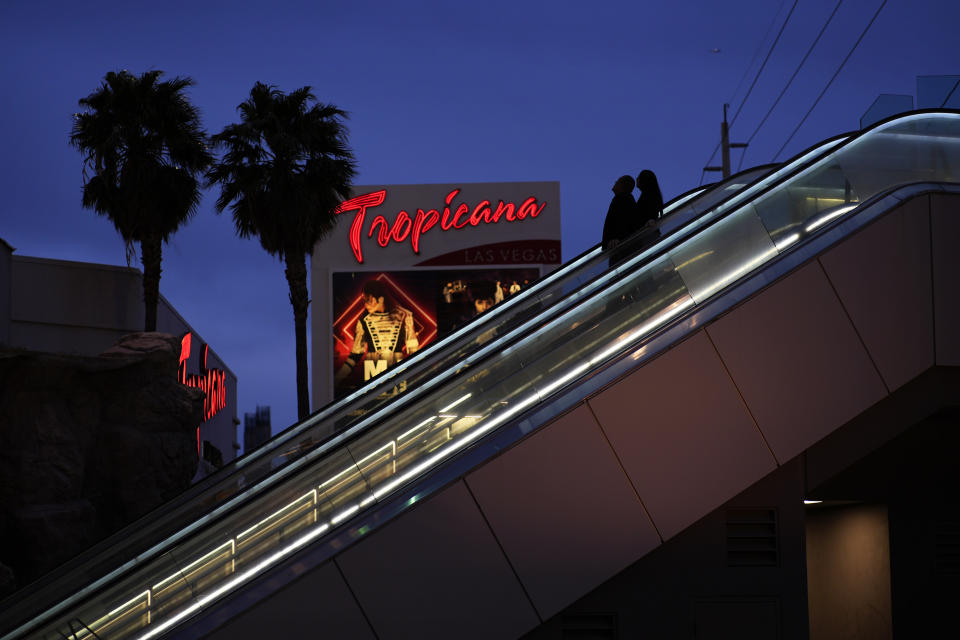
335,187,548,264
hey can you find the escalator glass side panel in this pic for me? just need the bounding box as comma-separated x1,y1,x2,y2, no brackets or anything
661,165,774,236
671,206,779,304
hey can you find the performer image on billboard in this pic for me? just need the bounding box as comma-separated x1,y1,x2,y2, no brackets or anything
332,267,538,398
334,280,420,387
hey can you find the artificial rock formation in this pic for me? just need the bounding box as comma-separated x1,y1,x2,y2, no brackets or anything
0,333,203,596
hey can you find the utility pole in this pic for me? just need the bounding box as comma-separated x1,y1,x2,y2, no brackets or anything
704,104,747,178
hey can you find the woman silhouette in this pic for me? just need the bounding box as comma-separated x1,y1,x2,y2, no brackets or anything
635,169,663,228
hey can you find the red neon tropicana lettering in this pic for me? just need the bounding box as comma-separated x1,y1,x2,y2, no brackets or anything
337,188,548,264
412,208,439,253
178,333,228,433
457,203,474,228
391,210,412,242
469,200,492,226
336,190,388,263
178,332,191,384
518,196,547,219
369,215,390,248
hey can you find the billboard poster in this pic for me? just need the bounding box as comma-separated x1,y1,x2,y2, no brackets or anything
331,267,539,398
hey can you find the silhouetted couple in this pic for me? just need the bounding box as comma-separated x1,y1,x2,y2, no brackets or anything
602,170,663,268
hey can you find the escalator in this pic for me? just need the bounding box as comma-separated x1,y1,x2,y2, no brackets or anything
0,156,775,640
5,110,960,640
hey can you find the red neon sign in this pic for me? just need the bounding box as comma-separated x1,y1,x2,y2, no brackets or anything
179,333,228,454
336,188,548,264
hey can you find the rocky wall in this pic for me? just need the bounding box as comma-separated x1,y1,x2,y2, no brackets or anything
0,333,204,596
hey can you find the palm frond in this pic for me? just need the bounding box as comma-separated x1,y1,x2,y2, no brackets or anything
70,69,211,242
207,82,356,259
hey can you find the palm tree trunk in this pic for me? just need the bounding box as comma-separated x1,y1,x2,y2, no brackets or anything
285,253,311,420
140,232,163,332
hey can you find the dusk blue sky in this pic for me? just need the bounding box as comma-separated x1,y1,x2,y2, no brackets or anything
1,0,956,438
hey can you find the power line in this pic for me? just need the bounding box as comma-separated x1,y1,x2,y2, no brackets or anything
940,78,960,107
737,0,844,171
728,0,788,107
729,0,800,128
700,0,798,184
773,0,888,161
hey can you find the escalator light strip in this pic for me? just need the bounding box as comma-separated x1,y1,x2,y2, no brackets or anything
136,524,331,640
397,416,436,442
319,442,402,494
775,233,801,251
440,393,472,412
372,392,540,500
105,590,151,622
591,298,695,365
693,247,778,303
331,505,360,525
805,204,857,232
236,491,317,542
152,541,235,592
536,362,591,400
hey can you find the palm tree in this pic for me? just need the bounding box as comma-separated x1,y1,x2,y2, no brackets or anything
207,83,356,420
70,70,211,331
